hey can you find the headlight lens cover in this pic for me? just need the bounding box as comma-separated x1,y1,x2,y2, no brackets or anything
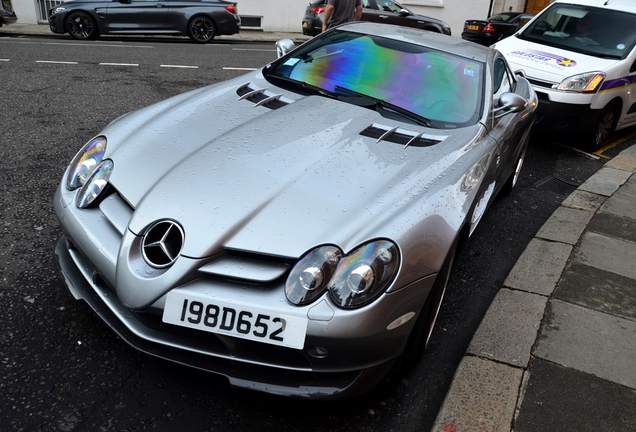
66,137,107,190
286,240,400,309
76,159,113,208
556,72,606,93
286,246,342,306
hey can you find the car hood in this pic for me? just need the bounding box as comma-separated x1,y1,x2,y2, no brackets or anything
494,36,618,82
103,74,483,262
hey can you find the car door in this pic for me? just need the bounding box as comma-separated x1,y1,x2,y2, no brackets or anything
363,0,407,26
105,0,170,32
488,56,528,181
360,0,378,22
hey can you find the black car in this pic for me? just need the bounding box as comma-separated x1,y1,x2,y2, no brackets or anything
0,0,18,27
48,0,240,43
302,0,451,36
461,12,534,46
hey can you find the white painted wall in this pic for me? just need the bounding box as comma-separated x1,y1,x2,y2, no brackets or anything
12,0,40,24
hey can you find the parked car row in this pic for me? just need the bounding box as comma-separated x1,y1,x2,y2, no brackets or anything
302,0,451,36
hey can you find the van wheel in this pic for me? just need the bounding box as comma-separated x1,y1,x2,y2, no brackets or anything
587,104,618,151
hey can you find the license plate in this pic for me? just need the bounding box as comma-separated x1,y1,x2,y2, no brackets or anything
468,25,479,30
163,291,308,350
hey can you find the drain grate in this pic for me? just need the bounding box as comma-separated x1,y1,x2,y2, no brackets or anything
534,176,580,197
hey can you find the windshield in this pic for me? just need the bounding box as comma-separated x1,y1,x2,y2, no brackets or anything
265,30,483,128
518,4,636,59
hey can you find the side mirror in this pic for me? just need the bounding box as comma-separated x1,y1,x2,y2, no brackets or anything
276,39,296,58
399,9,411,16
493,93,528,119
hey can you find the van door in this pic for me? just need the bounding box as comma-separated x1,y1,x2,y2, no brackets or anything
615,48,636,128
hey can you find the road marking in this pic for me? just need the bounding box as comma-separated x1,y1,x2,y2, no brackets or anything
0,39,154,49
0,59,9,61
594,129,636,158
223,67,258,71
160,64,199,69
99,62,139,67
233,48,276,52
36,60,79,64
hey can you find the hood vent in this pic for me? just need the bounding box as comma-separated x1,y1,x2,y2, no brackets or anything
237,82,289,110
361,123,446,148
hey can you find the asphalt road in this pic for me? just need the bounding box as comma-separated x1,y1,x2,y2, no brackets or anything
1,35,634,432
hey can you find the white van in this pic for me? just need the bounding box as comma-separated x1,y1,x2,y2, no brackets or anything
492,0,636,150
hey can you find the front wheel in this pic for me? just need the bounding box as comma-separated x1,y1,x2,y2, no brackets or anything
66,12,98,40
501,145,527,195
401,243,457,365
188,16,216,43
587,104,618,151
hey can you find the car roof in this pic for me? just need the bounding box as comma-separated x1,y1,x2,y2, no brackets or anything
338,22,493,63
553,0,636,14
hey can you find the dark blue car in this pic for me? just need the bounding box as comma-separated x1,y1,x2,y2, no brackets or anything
48,0,240,43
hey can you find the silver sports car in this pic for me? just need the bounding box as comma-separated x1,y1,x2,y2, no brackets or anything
53,22,537,399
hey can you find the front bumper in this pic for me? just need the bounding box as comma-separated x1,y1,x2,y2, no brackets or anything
48,13,65,34
532,91,599,143
54,235,398,399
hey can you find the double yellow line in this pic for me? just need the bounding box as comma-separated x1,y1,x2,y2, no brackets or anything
594,129,636,159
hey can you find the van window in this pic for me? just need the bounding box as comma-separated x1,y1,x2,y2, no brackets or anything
518,4,636,60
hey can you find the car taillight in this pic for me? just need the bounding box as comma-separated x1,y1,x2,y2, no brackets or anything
482,23,495,33
226,5,237,14
310,6,325,14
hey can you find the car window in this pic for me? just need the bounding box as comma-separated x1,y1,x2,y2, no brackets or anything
520,14,534,24
518,4,636,60
376,0,402,13
493,58,512,105
362,0,372,8
267,30,484,127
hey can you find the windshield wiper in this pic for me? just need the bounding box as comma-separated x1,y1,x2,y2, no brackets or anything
266,74,338,99
334,85,432,127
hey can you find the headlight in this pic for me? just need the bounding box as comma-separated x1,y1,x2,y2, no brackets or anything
76,159,113,208
52,6,66,14
285,240,400,309
556,72,605,93
286,246,342,306
66,137,107,190
329,241,399,308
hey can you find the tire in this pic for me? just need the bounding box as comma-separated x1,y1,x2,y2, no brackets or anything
401,242,457,365
66,12,98,40
587,104,618,151
188,16,216,43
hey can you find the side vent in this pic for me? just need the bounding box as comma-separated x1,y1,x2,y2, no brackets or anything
237,82,289,110
360,124,445,148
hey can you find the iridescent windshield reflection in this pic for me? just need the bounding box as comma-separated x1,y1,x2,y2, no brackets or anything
269,31,483,127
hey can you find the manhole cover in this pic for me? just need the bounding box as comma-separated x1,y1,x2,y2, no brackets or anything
534,176,580,196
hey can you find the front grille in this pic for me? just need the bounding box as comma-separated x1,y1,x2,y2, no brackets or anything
528,78,556,89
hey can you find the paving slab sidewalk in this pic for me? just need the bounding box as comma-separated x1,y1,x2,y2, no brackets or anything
432,144,636,432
